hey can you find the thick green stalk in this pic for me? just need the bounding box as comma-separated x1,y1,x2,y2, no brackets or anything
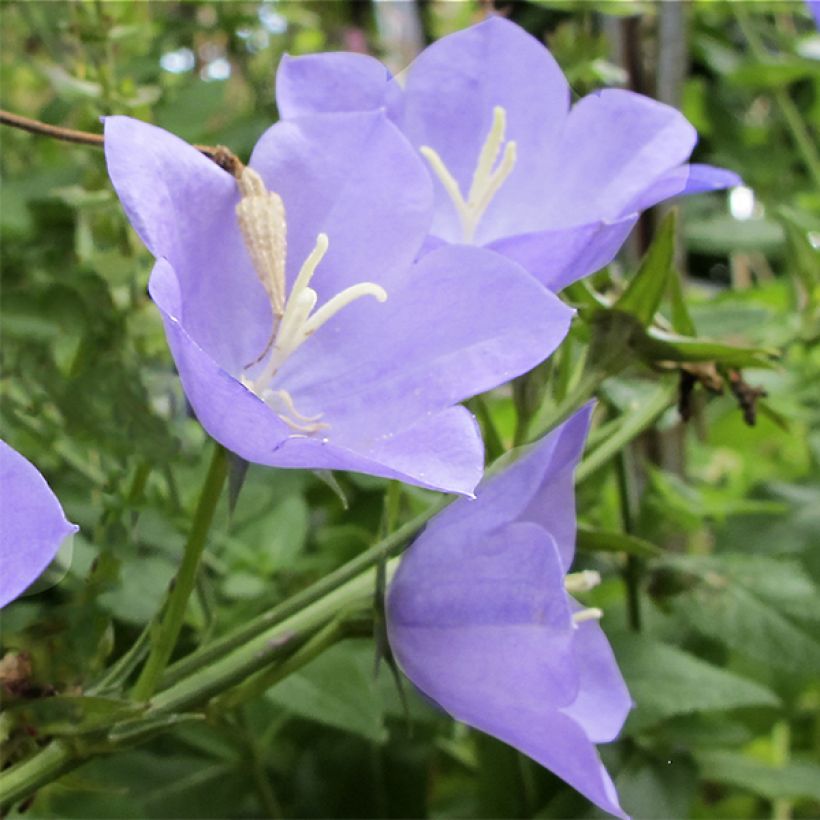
0,741,77,811
132,444,229,701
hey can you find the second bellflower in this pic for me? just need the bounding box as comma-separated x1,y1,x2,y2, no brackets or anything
105,111,572,495
387,407,631,818
277,17,741,291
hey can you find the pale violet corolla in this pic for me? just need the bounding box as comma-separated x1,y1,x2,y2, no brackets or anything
0,440,78,609
104,111,573,495
387,406,632,818
276,17,741,291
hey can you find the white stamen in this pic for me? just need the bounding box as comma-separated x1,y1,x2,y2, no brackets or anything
235,174,388,435
468,106,506,204
572,607,604,625
564,570,602,594
420,105,517,243
301,282,387,338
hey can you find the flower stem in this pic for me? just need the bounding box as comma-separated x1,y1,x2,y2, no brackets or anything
132,443,229,702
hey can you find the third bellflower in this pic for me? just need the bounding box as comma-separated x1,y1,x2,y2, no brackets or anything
0,440,78,609
105,111,572,495
387,407,632,818
276,17,740,291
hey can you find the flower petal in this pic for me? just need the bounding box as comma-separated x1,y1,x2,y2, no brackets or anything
540,89,697,227
622,163,742,214
248,110,433,303
276,52,391,118
0,441,78,609
487,216,637,292
104,116,270,374
149,259,292,462
562,602,633,744
398,16,570,244
270,405,483,495
427,405,592,570
389,521,627,816
388,522,579,710
276,244,573,443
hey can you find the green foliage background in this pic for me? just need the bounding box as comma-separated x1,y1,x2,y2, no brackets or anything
0,1,819,818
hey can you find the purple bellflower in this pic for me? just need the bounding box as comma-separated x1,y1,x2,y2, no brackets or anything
387,406,632,818
105,112,573,496
0,441,78,609
276,17,741,291
808,0,820,27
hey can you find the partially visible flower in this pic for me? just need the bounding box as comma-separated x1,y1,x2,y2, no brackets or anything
387,407,631,818
277,17,740,291
0,441,78,609
105,111,572,496
808,0,820,27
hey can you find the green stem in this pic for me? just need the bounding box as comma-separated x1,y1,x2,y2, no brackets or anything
0,741,77,811
132,444,229,701
735,8,820,188
576,381,676,484
616,449,643,632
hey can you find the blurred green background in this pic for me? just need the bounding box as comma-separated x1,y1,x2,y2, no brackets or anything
1,1,819,818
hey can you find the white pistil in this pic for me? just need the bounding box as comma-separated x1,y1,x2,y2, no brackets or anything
420,105,517,243
572,607,604,625
564,570,602,594
235,168,388,434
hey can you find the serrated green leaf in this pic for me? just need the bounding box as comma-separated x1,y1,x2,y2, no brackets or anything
611,633,780,731
616,211,677,326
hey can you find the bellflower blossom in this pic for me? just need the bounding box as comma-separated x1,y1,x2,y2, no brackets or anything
387,407,631,818
105,112,572,495
0,441,78,609
276,17,741,291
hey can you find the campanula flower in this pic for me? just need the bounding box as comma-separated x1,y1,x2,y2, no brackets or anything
0,441,78,609
276,17,740,291
387,407,631,818
105,111,572,495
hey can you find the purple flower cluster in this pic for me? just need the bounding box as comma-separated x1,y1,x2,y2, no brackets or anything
4,16,741,818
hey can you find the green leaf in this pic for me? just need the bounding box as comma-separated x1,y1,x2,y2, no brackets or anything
666,269,697,336
694,750,820,802
266,641,386,743
577,527,662,558
662,554,820,677
615,211,677,326
611,633,780,731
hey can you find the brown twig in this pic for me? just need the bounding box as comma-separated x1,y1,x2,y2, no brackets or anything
0,108,245,178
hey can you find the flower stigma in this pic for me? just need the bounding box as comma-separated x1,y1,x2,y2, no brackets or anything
420,105,517,243
235,167,388,433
